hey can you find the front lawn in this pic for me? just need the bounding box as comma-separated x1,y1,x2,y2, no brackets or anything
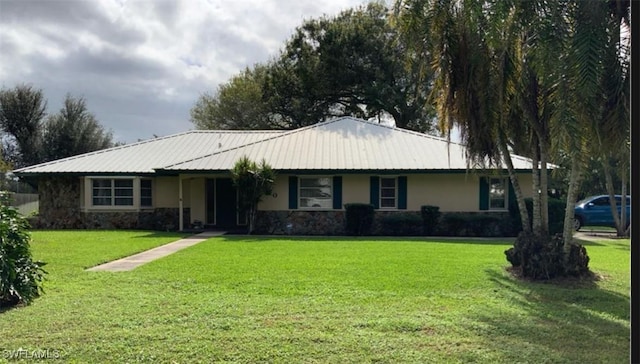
0,231,630,363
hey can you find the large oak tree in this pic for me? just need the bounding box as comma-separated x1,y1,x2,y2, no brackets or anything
192,3,435,132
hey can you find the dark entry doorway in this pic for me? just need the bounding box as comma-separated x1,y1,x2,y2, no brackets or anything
214,178,237,228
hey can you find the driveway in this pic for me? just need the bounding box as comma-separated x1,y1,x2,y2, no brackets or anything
574,230,625,242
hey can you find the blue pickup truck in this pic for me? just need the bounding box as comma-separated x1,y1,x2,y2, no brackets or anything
574,195,631,231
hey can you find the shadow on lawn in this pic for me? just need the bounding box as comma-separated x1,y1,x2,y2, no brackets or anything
462,268,630,362
130,231,189,239
573,236,629,250
216,235,518,245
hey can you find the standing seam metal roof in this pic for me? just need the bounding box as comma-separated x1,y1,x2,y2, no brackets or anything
13,130,285,174
14,117,536,175
159,117,534,171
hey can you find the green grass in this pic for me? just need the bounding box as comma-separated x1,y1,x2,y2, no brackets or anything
0,231,630,363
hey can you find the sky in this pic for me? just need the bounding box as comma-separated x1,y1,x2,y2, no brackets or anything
0,0,371,144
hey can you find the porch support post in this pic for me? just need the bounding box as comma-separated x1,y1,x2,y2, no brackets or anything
178,175,184,231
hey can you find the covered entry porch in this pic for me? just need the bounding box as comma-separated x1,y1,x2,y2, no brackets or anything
178,175,246,231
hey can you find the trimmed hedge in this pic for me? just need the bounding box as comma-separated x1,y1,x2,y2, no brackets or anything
436,213,504,237
508,197,566,235
344,203,375,236
420,205,441,236
378,213,422,236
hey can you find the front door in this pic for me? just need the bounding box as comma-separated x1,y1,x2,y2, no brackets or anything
215,178,237,228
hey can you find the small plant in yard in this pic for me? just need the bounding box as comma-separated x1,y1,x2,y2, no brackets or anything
231,156,276,234
0,191,47,308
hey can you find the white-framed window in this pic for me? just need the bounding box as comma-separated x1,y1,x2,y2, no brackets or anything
88,177,153,209
140,179,153,207
489,177,508,210
299,177,332,209
92,179,134,206
380,177,397,208
92,179,112,206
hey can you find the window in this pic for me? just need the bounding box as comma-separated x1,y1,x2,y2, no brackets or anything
592,197,609,206
92,179,113,206
140,179,152,207
489,178,507,209
90,178,148,207
614,196,631,206
114,179,134,205
92,179,134,206
380,177,397,208
299,177,332,208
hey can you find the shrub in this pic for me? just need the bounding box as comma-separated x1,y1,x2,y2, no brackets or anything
509,197,566,235
437,213,503,237
505,231,590,280
378,213,422,236
344,203,374,236
547,198,566,235
0,192,47,308
420,205,440,236
437,213,467,236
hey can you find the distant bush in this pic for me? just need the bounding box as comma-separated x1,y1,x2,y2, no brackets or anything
420,205,440,236
344,203,375,236
0,192,47,308
378,213,422,236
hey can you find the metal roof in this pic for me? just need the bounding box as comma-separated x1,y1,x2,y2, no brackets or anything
160,117,533,172
14,130,284,175
15,117,535,175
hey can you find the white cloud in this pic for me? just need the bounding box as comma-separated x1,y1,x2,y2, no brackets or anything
0,0,372,143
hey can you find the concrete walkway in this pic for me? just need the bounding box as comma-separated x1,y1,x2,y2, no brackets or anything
86,231,225,272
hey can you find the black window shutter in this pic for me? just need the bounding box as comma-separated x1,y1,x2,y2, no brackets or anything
333,176,342,209
479,177,489,210
288,176,298,209
370,176,380,209
398,176,408,210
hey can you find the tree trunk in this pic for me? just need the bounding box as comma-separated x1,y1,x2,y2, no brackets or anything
498,134,531,232
563,155,583,251
247,205,256,235
531,143,542,235
602,157,624,236
619,165,629,237
539,141,549,235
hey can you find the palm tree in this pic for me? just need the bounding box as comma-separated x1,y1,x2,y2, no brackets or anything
394,0,629,276
551,0,630,246
394,0,535,232
596,1,630,237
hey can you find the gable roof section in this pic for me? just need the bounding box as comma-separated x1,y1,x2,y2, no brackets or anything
14,130,284,175
14,117,534,176
159,117,533,172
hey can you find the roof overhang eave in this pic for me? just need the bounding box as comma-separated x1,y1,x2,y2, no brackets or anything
12,171,158,178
